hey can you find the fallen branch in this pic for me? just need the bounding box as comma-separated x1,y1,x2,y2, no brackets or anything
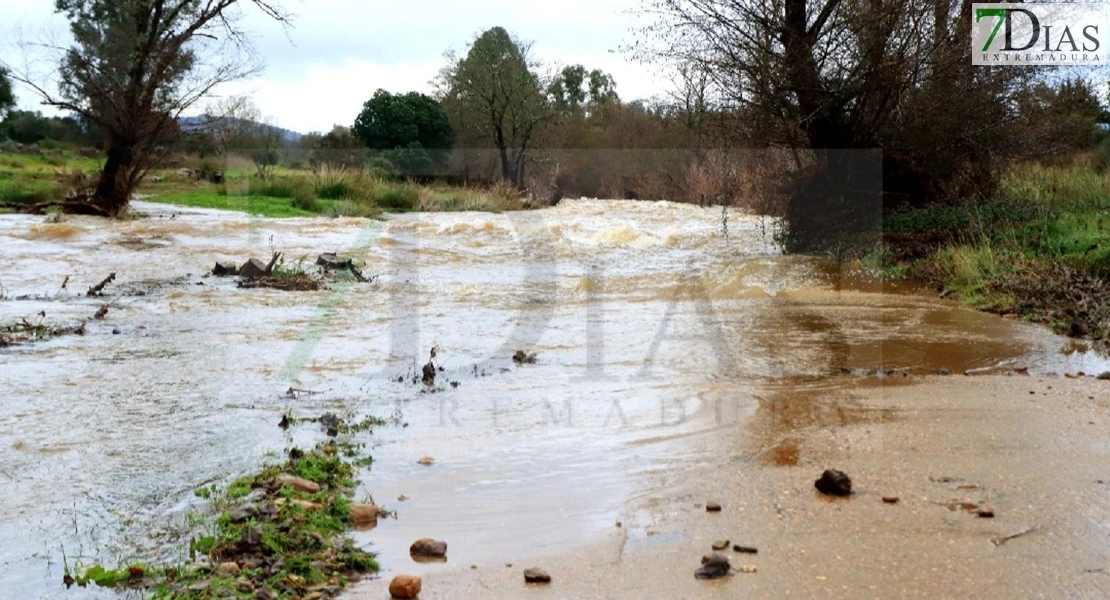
87,273,116,297
990,526,1038,547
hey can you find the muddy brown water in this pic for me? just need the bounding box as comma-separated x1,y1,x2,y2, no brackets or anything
0,199,1106,598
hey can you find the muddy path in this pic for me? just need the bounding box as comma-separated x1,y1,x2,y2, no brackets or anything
0,200,1106,598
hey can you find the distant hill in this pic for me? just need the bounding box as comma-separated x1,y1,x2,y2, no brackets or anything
178,115,302,143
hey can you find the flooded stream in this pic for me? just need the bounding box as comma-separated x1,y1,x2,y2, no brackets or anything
1,199,1106,598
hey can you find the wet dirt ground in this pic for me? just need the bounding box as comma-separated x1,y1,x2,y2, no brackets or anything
0,199,1106,598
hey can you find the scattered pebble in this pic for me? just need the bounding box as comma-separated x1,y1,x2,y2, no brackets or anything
388,574,422,599
1098,372,1110,380
112,328,121,335
732,545,758,554
397,494,409,502
738,564,758,574
938,368,951,376
882,496,900,504
977,507,995,518
695,554,731,579
815,469,852,496
417,456,434,466
350,503,377,527
524,567,551,583
410,538,447,557
711,540,730,550
706,501,722,512
276,474,320,494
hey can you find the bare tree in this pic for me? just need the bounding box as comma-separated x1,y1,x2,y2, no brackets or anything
5,0,291,216
640,0,1064,249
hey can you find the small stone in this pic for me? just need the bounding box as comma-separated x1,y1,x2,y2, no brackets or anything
276,474,320,494
1097,372,1110,381
350,503,378,527
410,538,447,557
286,498,323,511
706,501,722,512
112,328,121,335
388,574,422,599
230,504,259,523
938,368,951,376
815,469,852,496
695,553,731,579
977,507,995,518
711,540,730,550
212,261,239,276
417,456,434,466
524,567,551,583
218,562,240,575
398,494,409,502
738,564,757,573
732,545,758,554
882,496,900,504
238,258,270,279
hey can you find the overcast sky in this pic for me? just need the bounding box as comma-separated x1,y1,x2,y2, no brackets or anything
0,0,664,133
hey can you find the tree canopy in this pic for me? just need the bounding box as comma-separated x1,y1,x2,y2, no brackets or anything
548,65,618,115
352,90,453,174
0,67,14,117
438,26,556,186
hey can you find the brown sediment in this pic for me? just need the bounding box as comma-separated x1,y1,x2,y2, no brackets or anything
346,375,1110,599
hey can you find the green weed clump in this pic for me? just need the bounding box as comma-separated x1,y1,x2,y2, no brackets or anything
71,436,382,600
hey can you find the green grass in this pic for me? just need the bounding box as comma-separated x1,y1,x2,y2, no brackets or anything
143,191,324,217
0,178,63,204
880,159,1110,337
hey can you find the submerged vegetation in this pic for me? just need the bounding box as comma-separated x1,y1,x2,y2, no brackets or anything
67,427,383,599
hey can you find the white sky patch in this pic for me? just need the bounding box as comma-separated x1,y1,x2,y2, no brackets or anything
0,0,666,133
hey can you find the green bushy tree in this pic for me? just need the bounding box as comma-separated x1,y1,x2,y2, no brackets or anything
352,90,453,176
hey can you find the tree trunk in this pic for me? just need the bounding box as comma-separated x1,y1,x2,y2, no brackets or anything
92,138,136,217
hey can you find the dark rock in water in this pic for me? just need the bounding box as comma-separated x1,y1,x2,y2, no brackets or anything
1069,321,1090,338
523,567,551,583
706,501,722,512
512,350,537,364
938,287,956,299
212,262,239,276
711,540,730,550
1097,372,1110,380
977,507,995,518
815,469,853,496
882,496,900,504
320,412,341,436
422,361,436,386
112,328,121,335
238,258,270,279
410,538,447,557
1016,300,1035,314
938,368,951,376
695,553,731,579
732,545,758,554
317,253,354,270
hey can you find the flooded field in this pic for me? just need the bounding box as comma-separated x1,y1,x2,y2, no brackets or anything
1,199,1106,598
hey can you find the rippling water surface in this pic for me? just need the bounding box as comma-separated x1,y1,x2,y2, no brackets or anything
1,199,1105,598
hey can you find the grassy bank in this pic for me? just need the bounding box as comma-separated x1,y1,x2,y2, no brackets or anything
875,160,1110,341
0,144,530,218
68,428,384,599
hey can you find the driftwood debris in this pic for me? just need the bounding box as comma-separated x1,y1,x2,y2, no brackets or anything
87,273,116,296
